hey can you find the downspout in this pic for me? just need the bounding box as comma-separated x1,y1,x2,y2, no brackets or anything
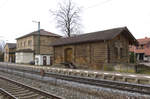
107,41,110,63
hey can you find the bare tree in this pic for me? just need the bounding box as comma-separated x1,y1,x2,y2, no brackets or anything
50,0,82,37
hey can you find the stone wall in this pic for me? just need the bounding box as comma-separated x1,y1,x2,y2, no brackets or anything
17,36,34,50
4,44,9,62
54,41,108,70
4,44,16,62
53,33,130,70
34,36,60,55
108,33,129,63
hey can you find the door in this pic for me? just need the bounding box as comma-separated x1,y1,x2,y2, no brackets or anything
139,53,144,61
43,56,47,65
65,48,73,63
50,56,52,65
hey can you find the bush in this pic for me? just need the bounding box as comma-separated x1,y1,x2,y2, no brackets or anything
129,52,136,63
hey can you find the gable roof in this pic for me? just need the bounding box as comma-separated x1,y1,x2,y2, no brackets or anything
6,43,16,49
51,27,138,46
16,29,61,40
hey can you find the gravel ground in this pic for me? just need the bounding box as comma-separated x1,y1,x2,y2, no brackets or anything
0,71,150,99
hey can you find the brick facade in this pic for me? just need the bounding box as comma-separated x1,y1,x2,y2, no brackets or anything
4,43,16,62
16,29,61,65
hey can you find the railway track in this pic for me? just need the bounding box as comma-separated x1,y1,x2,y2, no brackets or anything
44,72,150,95
0,65,150,96
0,76,63,99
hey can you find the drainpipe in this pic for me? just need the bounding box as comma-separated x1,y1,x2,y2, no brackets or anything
32,20,40,55
38,22,40,55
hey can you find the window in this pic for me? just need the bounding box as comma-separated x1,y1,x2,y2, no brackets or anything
120,48,123,58
28,40,32,46
20,42,22,47
24,41,26,47
141,44,144,49
114,47,118,58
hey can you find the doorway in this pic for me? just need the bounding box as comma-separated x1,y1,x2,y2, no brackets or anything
139,53,144,61
65,48,73,63
43,56,47,65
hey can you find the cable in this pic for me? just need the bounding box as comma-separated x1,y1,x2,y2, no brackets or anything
84,0,112,10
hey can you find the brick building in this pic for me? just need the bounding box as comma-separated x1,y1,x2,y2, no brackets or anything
4,43,16,63
16,29,61,65
51,27,138,70
130,37,150,62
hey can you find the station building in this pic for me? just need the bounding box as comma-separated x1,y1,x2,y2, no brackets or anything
51,27,138,70
16,29,61,65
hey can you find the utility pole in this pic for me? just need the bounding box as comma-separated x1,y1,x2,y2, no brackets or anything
38,22,40,54
32,21,40,54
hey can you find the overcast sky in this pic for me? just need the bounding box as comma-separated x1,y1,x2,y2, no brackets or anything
0,0,150,43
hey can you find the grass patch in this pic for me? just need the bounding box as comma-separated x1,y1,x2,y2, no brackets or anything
137,69,150,75
103,65,114,71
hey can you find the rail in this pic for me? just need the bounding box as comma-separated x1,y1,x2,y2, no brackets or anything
0,88,18,99
0,63,150,96
0,76,63,99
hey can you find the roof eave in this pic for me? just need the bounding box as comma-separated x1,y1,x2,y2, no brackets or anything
51,39,110,47
123,27,139,46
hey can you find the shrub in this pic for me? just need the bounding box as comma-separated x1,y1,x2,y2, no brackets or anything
129,52,136,63
103,65,114,71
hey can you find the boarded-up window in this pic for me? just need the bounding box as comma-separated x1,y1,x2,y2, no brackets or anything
108,47,110,63
24,41,26,47
28,40,32,46
92,43,106,63
54,47,63,63
120,48,123,58
65,48,73,63
114,47,118,58
55,47,62,56
75,45,89,64
20,42,22,47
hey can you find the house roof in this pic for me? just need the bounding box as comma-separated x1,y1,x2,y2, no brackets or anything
16,29,61,40
137,37,150,45
51,27,138,46
6,43,16,49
